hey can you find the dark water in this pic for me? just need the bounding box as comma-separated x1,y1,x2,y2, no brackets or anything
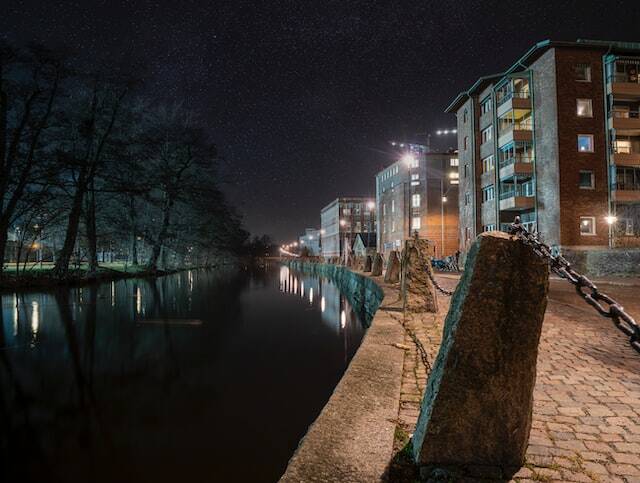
0,265,368,483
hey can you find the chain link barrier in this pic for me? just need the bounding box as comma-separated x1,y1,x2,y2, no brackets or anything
426,266,454,297
509,216,640,355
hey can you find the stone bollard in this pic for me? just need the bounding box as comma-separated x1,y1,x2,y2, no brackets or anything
384,250,401,283
412,232,549,479
363,255,372,272
371,253,383,276
401,238,438,313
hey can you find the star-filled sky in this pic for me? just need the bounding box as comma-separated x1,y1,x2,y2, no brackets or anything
3,0,640,242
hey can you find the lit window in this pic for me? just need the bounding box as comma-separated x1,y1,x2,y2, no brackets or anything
481,126,493,144
411,173,419,180
412,217,421,229
412,194,421,208
411,181,420,186
383,204,386,215
580,216,596,235
391,199,395,213
577,99,593,117
482,155,494,173
614,139,631,154
576,63,591,82
391,220,396,232
578,135,594,153
450,158,459,167
449,172,459,180
579,170,594,189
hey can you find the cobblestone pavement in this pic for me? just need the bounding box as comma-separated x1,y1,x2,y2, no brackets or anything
396,274,640,482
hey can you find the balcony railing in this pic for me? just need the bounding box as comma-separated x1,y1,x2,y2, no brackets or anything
610,110,640,119
499,182,535,199
616,182,640,191
496,91,530,107
498,120,533,137
610,73,640,84
499,156,533,168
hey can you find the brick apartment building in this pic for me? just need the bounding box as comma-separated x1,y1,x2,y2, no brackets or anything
320,197,376,259
375,144,460,257
447,39,640,256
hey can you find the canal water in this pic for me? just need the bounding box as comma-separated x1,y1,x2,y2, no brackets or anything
0,265,369,483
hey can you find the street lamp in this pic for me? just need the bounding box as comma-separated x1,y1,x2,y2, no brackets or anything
367,200,375,210
339,219,347,227
606,214,618,248
401,153,416,167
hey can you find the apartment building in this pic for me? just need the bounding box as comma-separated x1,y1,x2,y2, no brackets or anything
320,197,376,259
447,39,640,255
375,144,460,257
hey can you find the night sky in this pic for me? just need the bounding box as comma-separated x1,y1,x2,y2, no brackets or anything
3,0,640,243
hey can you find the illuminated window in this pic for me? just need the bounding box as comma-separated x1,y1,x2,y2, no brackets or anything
482,155,494,173
411,173,419,180
391,199,395,213
481,126,493,144
580,216,596,235
577,99,593,117
578,135,594,153
391,220,396,232
412,217,421,229
412,194,421,207
576,63,591,82
450,158,459,167
579,170,594,189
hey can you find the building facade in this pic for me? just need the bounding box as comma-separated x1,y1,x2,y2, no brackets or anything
299,228,321,256
447,39,640,256
375,145,460,257
320,198,376,259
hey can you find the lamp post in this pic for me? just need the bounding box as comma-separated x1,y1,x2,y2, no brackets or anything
605,214,618,248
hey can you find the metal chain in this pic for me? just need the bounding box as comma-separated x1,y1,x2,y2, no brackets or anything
426,265,454,296
509,217,640,355
389,310,432,373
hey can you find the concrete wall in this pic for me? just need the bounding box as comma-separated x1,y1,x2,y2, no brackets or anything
563,248,640,277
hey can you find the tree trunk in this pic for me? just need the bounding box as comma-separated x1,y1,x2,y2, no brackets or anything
147,195,173,272
85,185,98,275
0,222,9,276
129,195,138,266
53,173,87,277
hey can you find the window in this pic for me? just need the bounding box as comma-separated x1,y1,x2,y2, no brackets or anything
578,134,594,152
391,199,395,213
580,216,596,236
391,220,396,232
576,63,591,82
411,173,419,180
482,155,495,173
481,97,492,115
464,192,471,206
450,158,459,167
342,208,351,215
383,204,386,215
463,164,468,178
482,185,495,202
619,218,634,236
463,109,468,123
481,126,493,144
616,166,640,190
576,99,593,117
465,227,472,242
412,217,421,230
464,136,469,150
614,139,632,154
483,224,496,232
579,170,595,189
412,194,421,208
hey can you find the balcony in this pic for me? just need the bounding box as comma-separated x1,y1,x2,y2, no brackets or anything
499,156,534,180
499,181,535,211
497,120,533,147
613,151,640,167
610,110,640,132
496,91,531,117
609,72,640,98
613,189,640,203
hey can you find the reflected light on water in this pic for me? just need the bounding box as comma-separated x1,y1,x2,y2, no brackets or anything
309,288,313,304
300,281,304,298
31,300,40,345
188,271,194,292
321,296,326,313
340,309,346,329
136,286,142,314
111,281,116,307
293,278,297,294
13,294,18,336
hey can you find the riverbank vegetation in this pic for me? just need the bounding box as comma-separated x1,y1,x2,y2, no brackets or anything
1,41,250,286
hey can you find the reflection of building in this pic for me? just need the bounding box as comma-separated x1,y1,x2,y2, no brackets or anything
447,39,640,256
320,198,376,259
299,228,321,256
375,145,460,257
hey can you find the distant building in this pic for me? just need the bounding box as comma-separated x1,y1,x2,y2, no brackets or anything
352,232,377,258
299,228,321,256
320,197,376,259
446,39,640,257
375,145,460,257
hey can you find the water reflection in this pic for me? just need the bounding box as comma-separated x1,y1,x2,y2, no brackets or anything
0,266,367,483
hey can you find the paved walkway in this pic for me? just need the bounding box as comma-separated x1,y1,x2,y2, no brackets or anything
396,275,640,482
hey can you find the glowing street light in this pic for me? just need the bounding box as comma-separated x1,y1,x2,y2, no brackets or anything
605,215,618,225
367,200,375,210
339,219,347,227
401,153,416,167
442,196,448,203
